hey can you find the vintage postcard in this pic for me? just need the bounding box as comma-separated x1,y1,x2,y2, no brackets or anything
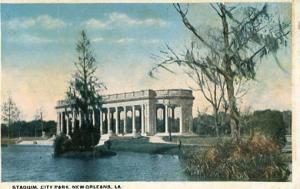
1,0,299,189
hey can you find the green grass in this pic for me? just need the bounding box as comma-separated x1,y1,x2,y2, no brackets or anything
162,135,232,146
1,138,18,144
95,136,227,155
111,137,176,154
101,137,180,155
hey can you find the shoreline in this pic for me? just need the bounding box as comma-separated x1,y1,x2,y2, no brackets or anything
1,137,54,146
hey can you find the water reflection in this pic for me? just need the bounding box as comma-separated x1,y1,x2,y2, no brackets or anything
2,145,189,181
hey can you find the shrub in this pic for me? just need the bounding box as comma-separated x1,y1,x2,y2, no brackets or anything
71,126,100,151
250,110,286,148
193,113,230,136
53,134,71,156
181,134,290,181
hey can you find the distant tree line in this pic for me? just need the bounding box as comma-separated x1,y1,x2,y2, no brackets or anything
1,95,56,139
1,120,56,138
193,109,291,146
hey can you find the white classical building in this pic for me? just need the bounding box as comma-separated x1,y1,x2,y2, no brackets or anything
55,89,194,137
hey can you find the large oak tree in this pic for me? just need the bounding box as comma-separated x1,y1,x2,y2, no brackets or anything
150,3,290,142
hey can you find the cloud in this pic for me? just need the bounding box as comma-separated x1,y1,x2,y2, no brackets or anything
36,15,66,29
84,18,107,29
91,37,104,43
8,34,53,44
83,12,168,30
142,39,160,44
90,36,160,44
6,15,66,30
115,37,135,43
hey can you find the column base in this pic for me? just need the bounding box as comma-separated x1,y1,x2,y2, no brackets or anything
97,134,110,146
132,130,138,138
108,130,113,137
141,132,148,137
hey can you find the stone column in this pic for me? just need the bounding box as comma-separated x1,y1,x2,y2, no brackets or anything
108,108,113,136
115,107,119,135
124,106,127,134
141,104,145,135
132,106,137,137
92,109,96,127
56,112,60,135
179,106,183,134
99,109,103,135
66,113,70,136
79,111,82,128
187,104,193,132
165,104,169,134
145,101,156,135
72,110,75,133
144,104,149,134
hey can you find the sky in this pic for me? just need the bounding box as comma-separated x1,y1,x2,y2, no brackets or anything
1,3,292,121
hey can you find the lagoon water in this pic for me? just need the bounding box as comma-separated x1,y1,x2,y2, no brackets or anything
2,145,189,181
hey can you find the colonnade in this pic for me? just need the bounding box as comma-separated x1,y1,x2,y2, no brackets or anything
56,89,194,137
56,103,184,137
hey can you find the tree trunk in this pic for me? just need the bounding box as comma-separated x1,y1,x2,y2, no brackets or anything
214,108,219,137
225,77,240,142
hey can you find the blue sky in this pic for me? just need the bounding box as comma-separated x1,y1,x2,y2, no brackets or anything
1,3,292,120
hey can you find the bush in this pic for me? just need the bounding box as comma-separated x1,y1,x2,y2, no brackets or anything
181,134,290,181
53,125,100,156
250,110,286,148
53,134,71,156
193,113,230,136
71,125,100,151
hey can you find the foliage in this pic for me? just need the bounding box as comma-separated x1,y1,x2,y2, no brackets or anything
1,120,56,138
192,109,290,143
71,126,100,150
1,96,21,137
186,60,227,137
53,134,69,156
181,134,290,181
156,118,180,133
54,128,100,156
150,3,290,142
64,30,105,151
66,30,105,125
250,109,286,148
193,112,230,136
282,110,292,135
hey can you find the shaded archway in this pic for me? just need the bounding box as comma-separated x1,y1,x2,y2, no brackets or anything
156,105,165,133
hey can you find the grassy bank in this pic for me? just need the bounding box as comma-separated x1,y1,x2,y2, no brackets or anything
179,135,292,181
1,137,48,145
1,138,18,145
99,137,199,155
162,135,231,146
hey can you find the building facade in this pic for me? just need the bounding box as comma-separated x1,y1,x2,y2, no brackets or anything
55,89,194,137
